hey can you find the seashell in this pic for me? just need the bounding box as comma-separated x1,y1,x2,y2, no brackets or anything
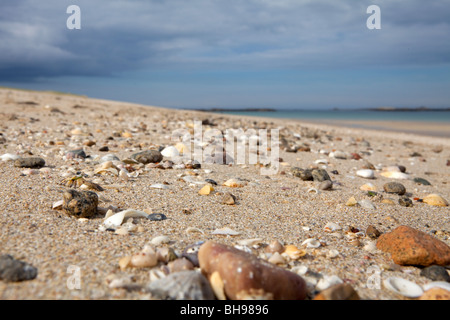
223,178,247,188
301,238,321,248
356,169,375,179
175,142,189,155
158,247,178,263
384,166,402,172
182,175,207,185
119,169,130,181
237,238,263,247
265,240,284,254
326,249,340,259
422,194,448,207
380,171,410,180
185,227,205,234
211,227,241,236
118,256,132,271
383,277,423,298
291,265,309,276
363,241,378,253
324,222,341,232
360,183,376,191
329,151,348,159
99,154,120,163
150,184,169,189
103,209,149,228
358,199,376,210
268,252,286,265
52,200,64,210
316,275,344,291
307,188,320,194
346,196,358,206
151,235,170,245
161,146,179,158
315,159,328,165
284,245,306,260
422,281,450,292
209,271,226,300
0,153,20,161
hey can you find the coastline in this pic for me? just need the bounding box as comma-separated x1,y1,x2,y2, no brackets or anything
0,88,449,301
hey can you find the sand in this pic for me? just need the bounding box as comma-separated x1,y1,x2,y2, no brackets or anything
0,87,449,300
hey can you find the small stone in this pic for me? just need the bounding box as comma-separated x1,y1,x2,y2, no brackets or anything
147,270,215,300
359,199,376,210
148,213,167,221
311,169,331,182
265,240,285,254
99,146,109,152
198,241,307,300
318,180,333,191
66,149,87,160
346,197,358,206
376,225,450,267
383,182,406,195
420,265,450,282
130,251,158,269
360,183,376,191
182,242,204,267
398,197,413,207
0,255,38,282
366,225,382,239
382,198,396,205
167,258,195,273
14,157,45,168
199,184,214,195
413,177,431,186
62,189,98,218
157,247,178,263
419,288,450,300
313,283,360,300
131,150,163,164
423,194,448,207
222,192,236,205
291,168,313,181
356,169,375,179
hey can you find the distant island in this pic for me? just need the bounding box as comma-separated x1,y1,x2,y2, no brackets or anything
194,108,277,112
367,106,450,112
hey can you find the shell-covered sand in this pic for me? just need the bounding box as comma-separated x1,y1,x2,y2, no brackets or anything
0,88,448,300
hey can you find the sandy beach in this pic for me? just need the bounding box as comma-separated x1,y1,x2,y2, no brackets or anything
0,87,449,300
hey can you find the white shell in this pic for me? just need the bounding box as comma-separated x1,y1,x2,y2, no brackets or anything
211,227,241,236
237,238,264,246
383,277,424,298
315,159,328,165
356,169,375,179
316,275,344,291
182,176,207,185
103,209,149,228
150,235,170,245
150,184,169,189
301,238,321,248
307,188,320,194
359,199,376,210
423,281,450,292
329,151,348,159
0,153,20,161
324,222,341,232
161,146,179,158
380,171,410,180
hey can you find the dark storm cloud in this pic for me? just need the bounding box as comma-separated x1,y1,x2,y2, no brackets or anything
0,0,449,82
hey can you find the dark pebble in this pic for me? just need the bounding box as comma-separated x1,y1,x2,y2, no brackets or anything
131,150,163,164
311,169,331,182
148,213,167,221
14,157,45,168
99,146,109,152
366,225,382,239
291,168,313,181
205,179,217,185
66,149,87,159
62,189,98,218
383,182,406,195
420,265,450,282
318,180,333,190
0,255,38,282
182,242,204,267
413,177,431,186
398,197,413,207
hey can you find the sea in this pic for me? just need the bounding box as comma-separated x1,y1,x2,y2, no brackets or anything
215,109,450,123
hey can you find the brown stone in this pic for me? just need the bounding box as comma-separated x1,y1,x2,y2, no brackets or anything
376,225,450,267
198,241,307,300
313,283,360,300
62,189,98,218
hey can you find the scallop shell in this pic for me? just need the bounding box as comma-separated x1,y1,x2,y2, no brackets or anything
161,146,179,158
383,277,423,298
103,209,149,228
301,238,321,248
422,194,448,207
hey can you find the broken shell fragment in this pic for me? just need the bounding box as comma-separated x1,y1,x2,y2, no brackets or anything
301,239,321,248
422,194,448,207
103,209,149,228
284,245,306,260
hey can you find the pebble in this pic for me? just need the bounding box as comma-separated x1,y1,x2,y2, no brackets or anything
420,265,450,282
291,168,313,181
223,178,247,187
265,240,285,254
66,149,87,160
383,182,406,195
199,184,214,195
356,169,375,179
222,192,236,205
398,197,413,207
148,213,167,221
318,180,333,190
198,241,307,300
376,225,450,267
359,199,376,210
147,270,215,300
131,150,163,164
413,177,431,185
366,225,381,239
150,235,170,245
360,183,376,191
62,189,98,218
0,255,38,282
167,258,194,273
14,157,46,168
157,247,178,263
346,196,358,206
380,171,410,180
383,277,423,298
311,169,331,182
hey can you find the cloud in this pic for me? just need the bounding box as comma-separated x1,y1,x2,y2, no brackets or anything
0,0,449,82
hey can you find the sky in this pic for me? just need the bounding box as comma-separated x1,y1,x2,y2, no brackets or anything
0,0,449,110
